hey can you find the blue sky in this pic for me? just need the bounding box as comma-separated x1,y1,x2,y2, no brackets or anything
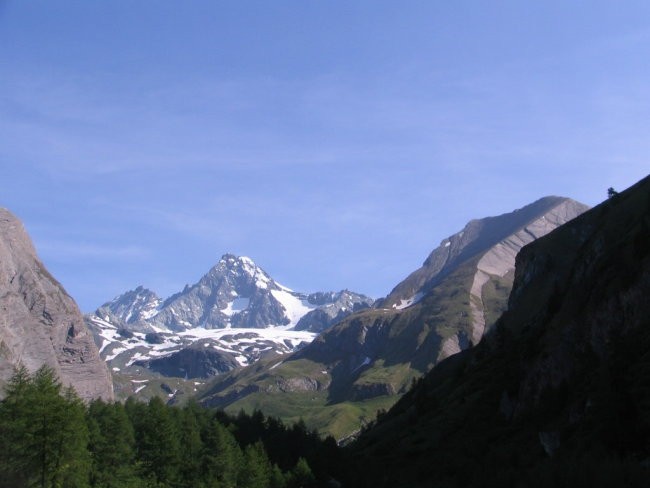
1,1,649,312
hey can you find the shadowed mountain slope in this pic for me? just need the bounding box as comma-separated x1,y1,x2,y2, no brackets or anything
348,175,650,487
199,196,588,438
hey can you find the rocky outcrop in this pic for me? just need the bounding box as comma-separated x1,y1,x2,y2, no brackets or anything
273,376,323,393
0,208,113,400
97,285,161,328
378,197,588,343
350,382,396,401
466,198,588,343
295,291,374,332
135,346,240,379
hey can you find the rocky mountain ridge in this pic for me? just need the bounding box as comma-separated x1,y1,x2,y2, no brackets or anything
0,208,113,400
377,196,587,342
94,254,372,333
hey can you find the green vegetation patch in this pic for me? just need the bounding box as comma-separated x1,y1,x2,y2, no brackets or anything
354,360,415,392
226,391,399,440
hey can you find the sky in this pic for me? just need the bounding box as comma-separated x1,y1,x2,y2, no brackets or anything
1,1,649,312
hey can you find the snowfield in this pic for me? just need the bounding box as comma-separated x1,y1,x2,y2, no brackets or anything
89,315,317,371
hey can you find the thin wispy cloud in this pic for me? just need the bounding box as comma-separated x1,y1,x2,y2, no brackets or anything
2,2,649,310
36,241,151,262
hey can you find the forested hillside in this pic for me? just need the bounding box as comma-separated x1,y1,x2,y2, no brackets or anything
0,367,341,488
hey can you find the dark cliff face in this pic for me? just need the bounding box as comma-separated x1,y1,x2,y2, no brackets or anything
349,175,650,487
0,209,113,401
501,179,650,418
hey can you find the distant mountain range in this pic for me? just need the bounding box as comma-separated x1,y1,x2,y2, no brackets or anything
348,175,650,487
198,196,589,438
85,254,373,400
0,208,112,400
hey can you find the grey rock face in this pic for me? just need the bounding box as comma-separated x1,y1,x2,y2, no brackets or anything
379,197,589,310
95,254,374,333
376,197,589,346
135,346,240,379
151,255,289,330
0,208,113,400
295,291,374,332
96,286,161,328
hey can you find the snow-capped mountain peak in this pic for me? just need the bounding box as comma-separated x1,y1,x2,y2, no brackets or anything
99,285,162,326
86,254,374,389
210,254,275,290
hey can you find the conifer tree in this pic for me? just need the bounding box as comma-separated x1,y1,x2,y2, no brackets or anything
286,457,315,488
137,397,181,486
177,405,204,488
0,366,90,488
239,441,272,488
202,418,243,487
0,365,33,487
87,400,139,488
269,464,287,488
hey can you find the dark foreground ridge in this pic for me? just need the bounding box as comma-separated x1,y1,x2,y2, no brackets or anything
346,174,650,487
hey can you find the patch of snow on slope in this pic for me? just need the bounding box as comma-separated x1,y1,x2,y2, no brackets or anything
177,326,316,344
275,282,294,292
147,347,183,358
141,307,160,320
99,340,111,354
270,289,316,327
240,256,272,289
104,347,128,361
222,297,250,316
352,356,371,372
126,352,147,367
94,310,318,370
148,324,168,333
394,292,425,310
